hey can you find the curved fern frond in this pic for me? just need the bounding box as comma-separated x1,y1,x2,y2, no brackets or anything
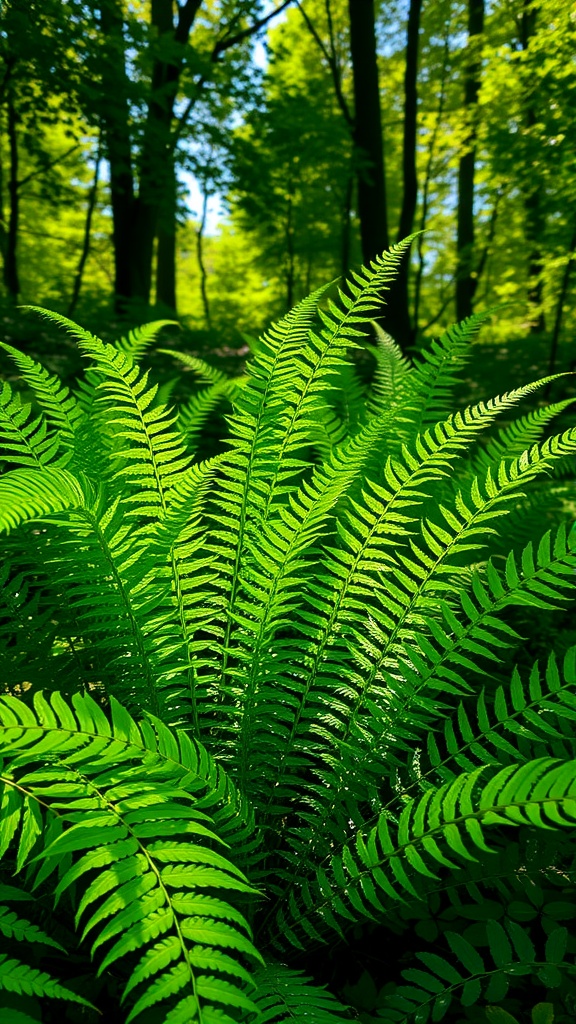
274,758,576,948
0,382,60,469
426,647,576,782
114,321,178,360
0,343,85,448
249,381,564,821
0,955,93,1008
0,904,63,949
401,310,494,438
472,397,575,474
158,350,233,389
0,468,89,533
20,309,191,514
365,321,412,419
381,922,572,1022
253,964,355,1022
359,522,576,759
0,689,259,1023
177,380,238,456
74,339,191,512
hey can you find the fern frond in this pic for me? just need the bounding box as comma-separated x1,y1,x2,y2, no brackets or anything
249,380,563,822
0,905,64,949
0,689,259,1023
472,398,576,474
0,343,85,448
0,955,93,1007
177,380,238,456
275,758,576,948
75,339,191,512
401,310,494,438
335,520,576,775
253,964,354,1022
115,321,178,360
0,382,60,469
426,647,576,782
381,922,572,1022
158,350,233,389
0,468,89,533
365,321,412,419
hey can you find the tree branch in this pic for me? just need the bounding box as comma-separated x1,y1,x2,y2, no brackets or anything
212,0,296,59
172,0,298,148
296,0,353,128
175,0,204,45
17,143,81,191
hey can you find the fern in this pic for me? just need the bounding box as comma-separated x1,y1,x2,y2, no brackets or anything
1,250,576,1022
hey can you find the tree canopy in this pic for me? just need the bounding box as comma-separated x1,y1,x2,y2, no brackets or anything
0,0,575,364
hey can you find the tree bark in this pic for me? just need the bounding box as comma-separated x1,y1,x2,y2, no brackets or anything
155,159,178,313
348,0,389,263
68,139,102,317
391,0,424,344
341,169,353,277
196,188,212,330
519,0,545,333
456,0,484,323
4,93,19,300
285,178,295,310
413,36,449,338
547,224,576,382
100,0,296,311
98,0,136,313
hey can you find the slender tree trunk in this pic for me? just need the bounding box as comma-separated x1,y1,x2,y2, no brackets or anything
155,158,178,313
547,225,576,381
390,0,424,344
99,0,135,313
413,36,449,338
473,188,502,298
67,140,102,317
0,109,6,265
519,1,545,333
4,93,19,300
341,170,353,277
134,0,203,306
525,187,546,333
456,0,484,322
348,0,389,263
285,186,295,310
196,188,211,330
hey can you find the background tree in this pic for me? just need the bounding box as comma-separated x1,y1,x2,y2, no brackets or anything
0,0,575,372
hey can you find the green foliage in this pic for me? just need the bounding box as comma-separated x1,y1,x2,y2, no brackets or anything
0,249,576,1022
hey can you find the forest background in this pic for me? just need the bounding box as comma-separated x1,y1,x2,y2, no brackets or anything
0,0,575,388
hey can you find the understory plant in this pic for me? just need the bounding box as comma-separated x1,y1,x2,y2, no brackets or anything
0,241,576,1023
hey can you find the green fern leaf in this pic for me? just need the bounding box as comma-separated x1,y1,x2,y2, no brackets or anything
0,955,93,1005
115,321,178,360
253,964,354,1022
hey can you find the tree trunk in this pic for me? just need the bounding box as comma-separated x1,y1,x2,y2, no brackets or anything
413,36,449,338
196,187,212,329
391,0,424,344
155,158,178,313
4,93,19,300
519,1,545,333
99,0,135,313
348,0,389,264
456,0,484,323
0,110,6,265
68,140,102,317
547,224,576,382
133,0,203,306
285,185,295,310
341,169,353,277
